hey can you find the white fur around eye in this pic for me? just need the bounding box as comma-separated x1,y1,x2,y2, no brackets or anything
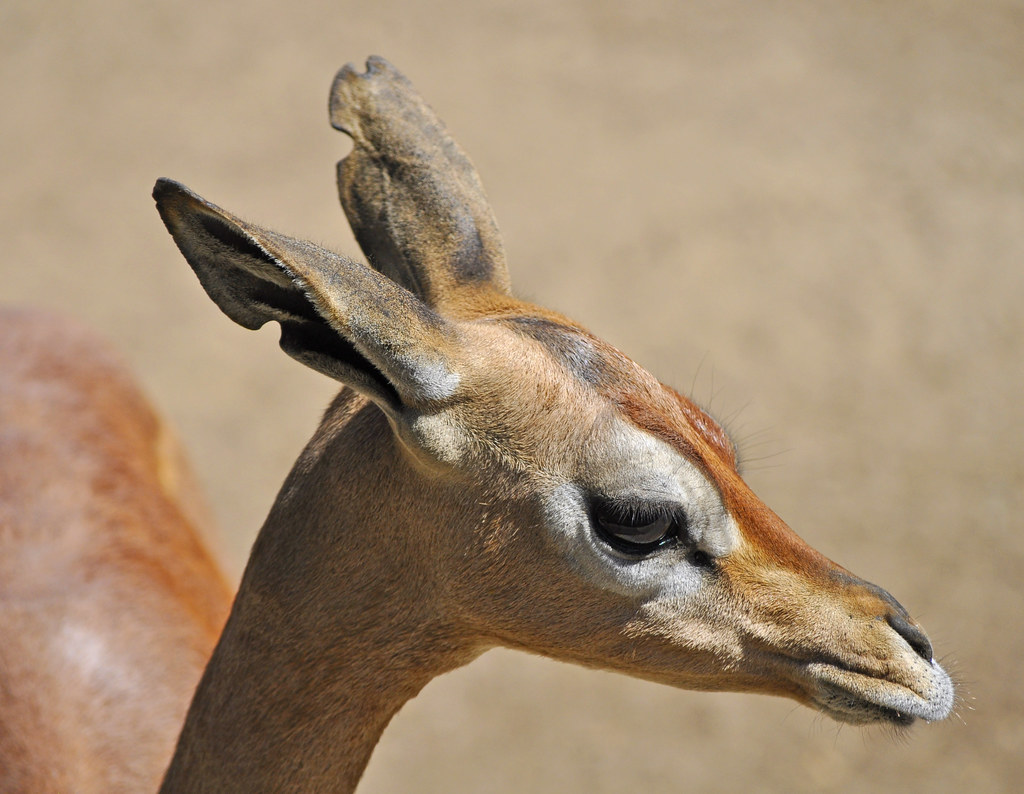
541,418,739,599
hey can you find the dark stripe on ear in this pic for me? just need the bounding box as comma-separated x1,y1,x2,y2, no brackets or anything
449,214,491,284
198,214,273,265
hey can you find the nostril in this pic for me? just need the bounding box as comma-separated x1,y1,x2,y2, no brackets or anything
840,576,937,664
887,611,933,662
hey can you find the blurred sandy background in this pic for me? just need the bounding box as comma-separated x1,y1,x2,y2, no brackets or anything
3,1,1022,791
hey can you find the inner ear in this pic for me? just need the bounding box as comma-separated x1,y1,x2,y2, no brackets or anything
199,214,274,265
156,178,459,414
277,318,400,407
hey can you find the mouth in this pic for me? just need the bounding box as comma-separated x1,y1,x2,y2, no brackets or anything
805,660,955,726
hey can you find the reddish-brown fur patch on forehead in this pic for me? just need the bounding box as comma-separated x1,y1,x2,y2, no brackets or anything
501,314,738,473
664,386,738,470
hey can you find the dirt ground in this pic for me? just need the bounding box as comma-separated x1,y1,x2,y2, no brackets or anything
3,1,1022,791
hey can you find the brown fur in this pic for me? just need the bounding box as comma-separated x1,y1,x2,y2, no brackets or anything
151,58,951,791
0,308,231,793
1,57,952,793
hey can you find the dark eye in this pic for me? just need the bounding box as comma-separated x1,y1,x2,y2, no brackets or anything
591,498,681,555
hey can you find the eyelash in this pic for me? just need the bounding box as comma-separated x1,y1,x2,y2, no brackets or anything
589,498,685,556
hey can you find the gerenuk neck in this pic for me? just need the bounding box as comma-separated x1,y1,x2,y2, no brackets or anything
160,394,480,793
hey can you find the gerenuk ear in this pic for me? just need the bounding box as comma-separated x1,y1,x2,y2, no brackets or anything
330,56,511,310
153,178,461,414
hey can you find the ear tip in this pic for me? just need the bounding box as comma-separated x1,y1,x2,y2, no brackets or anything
328,61,369,135
152,177,194,215
153,176,181,198
330,54,397,85
329,55,407,134
152,179,223,233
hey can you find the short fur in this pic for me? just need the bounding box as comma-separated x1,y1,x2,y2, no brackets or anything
0,57,953,794
0,309,231,792
155,58,952,791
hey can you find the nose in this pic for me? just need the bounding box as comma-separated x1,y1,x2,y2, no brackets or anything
886,609,934,662
832,572,935,663
860,580,934,662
